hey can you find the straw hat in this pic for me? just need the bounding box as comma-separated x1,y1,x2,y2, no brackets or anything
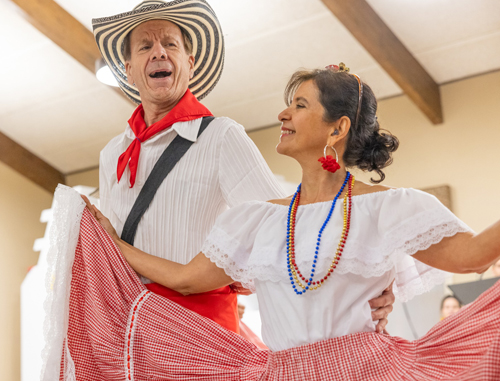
92,0,224,103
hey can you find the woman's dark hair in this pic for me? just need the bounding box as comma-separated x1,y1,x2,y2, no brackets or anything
440,295,462,310
284,69,399,183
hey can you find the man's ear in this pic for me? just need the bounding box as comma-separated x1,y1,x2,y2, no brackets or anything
188,54,195,80
125,61,135,86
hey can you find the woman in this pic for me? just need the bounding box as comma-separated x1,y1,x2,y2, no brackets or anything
47,65,500,380
440,295,462,320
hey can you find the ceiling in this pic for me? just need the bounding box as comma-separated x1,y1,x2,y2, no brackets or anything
1,0,499,174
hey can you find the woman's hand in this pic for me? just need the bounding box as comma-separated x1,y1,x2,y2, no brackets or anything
81,195,119,242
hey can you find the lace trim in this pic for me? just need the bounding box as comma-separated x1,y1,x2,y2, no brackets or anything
203,217,470,302
394,267,448,303
41,185,85,381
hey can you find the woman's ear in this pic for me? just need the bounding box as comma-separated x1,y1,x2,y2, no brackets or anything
327,116,351,147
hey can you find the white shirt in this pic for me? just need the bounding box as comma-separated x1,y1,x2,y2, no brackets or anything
99,117,286,281
202,188,472,351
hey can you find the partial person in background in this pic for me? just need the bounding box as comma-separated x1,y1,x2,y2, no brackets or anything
440,295,462,320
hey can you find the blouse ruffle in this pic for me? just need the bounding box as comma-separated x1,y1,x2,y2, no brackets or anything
202,188,473,302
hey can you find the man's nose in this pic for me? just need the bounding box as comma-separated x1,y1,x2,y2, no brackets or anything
151,41,167,60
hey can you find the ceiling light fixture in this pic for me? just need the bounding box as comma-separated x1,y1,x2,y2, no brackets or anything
95,58,119,87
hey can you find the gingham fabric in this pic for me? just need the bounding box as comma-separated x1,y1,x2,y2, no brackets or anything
62,208,500,380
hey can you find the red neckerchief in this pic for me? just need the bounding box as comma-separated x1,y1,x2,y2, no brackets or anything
117,89,213,187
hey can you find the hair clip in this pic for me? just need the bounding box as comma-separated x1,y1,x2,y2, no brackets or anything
325,62,350,73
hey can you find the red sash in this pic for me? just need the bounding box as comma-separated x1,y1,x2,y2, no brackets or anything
145,283,240,334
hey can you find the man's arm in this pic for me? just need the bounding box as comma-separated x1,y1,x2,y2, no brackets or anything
369,281,395,333
218,120,286,207
98,150,113,217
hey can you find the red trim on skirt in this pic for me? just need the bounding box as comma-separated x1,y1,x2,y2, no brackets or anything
144,283,240,334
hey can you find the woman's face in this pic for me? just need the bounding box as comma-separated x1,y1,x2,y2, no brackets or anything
276,80,336,161
441,298,460,318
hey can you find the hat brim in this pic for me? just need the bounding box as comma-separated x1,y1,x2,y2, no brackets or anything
92,0,224,104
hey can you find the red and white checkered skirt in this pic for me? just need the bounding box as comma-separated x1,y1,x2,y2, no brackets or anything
63,209,500,380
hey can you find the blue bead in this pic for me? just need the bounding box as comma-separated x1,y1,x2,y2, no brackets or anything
314,260,317,263
290,281,294,285
312,264,316,268
305,287,309,290
315,251,318,254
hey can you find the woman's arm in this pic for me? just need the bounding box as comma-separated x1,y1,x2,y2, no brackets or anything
412,220,500,274
83,198,234,295
117,241,233,295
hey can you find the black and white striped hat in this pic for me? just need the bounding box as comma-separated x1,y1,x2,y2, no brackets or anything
92,0,224,103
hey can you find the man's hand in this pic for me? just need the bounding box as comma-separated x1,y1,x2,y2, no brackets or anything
81,195,119,242
229,282,253,295
369,280,395,334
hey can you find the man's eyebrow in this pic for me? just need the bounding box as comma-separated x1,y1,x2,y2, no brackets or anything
295,96,309,104
139,37,151,45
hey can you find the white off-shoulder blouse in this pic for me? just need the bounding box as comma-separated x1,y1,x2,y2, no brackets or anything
202,188,472,351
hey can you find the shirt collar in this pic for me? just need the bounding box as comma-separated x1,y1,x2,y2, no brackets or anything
172,117,203,142
124,117,203,143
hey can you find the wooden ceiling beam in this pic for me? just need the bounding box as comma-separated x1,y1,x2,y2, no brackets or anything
10,0,100,73
10,0,128,101
3,0,129,192
0,132,65,193
321,0,443,124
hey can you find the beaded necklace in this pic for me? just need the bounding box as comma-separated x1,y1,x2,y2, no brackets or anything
287,172,354,295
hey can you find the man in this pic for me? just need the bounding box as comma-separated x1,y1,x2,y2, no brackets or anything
93,0,394,334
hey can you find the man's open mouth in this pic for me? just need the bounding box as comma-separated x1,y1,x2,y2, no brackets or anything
149,70,172,78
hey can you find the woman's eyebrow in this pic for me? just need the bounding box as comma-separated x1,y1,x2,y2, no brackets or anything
295,96,309,104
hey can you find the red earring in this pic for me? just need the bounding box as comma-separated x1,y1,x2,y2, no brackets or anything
318,145,341,173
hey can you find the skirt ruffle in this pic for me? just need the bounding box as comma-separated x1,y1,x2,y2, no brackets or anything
60,209,500,380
